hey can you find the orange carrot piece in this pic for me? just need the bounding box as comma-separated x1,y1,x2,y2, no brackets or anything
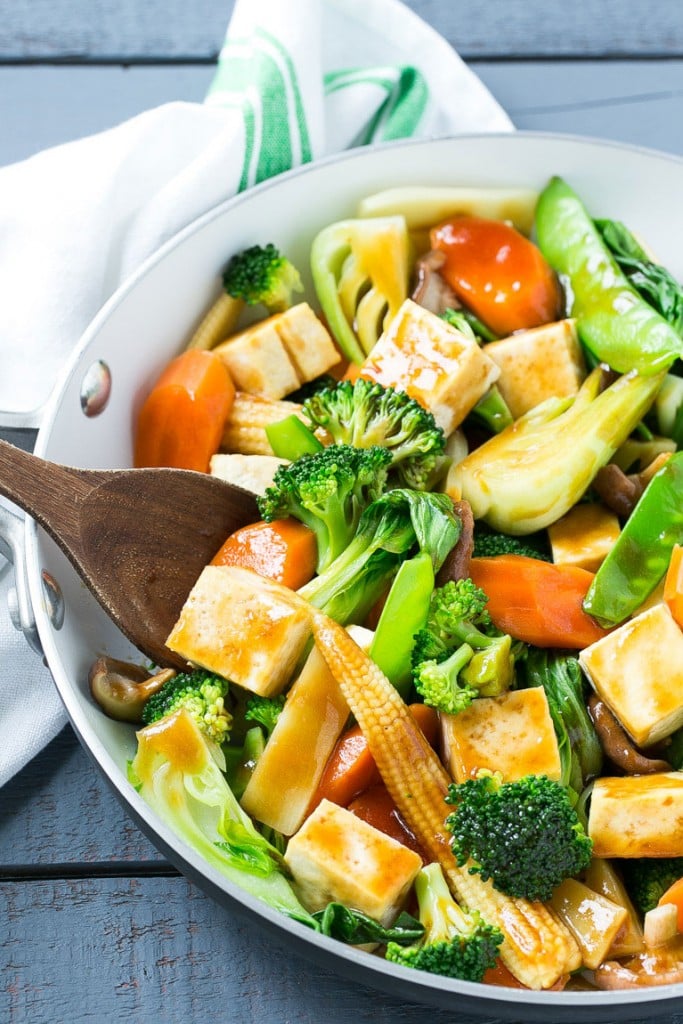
211,518,317,589
310,703,439,811
469,555,611,649
347,783,428,861
134,349,235,473
658,876,683,932
664,544,683,629
482,961,568,990
342,361,362,382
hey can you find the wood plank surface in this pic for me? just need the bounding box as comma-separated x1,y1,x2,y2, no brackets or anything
0,727,165,866
2,0,683,60
2,60,683,169
1,874,678,1024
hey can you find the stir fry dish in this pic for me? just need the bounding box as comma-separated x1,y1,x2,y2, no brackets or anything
90,176,683,992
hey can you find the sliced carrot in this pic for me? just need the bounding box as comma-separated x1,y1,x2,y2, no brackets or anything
309,703,439,812
658,876,683,932
342,361,362,382
134,349,235,473
664,544,683,629
482,962,568,991
347,783,428,862
482,961,530,989
468,555,611,649
211,518,317,589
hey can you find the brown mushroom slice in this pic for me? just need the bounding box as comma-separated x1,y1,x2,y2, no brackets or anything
411,250,460,315
588,693,670,774
89,657,175,723
435,498,475,586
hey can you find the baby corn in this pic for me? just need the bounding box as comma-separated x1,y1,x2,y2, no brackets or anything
311,611,580,990
221,392,305,455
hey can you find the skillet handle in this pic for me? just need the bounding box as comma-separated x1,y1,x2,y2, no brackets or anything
0,501,43,656
0,411,44,656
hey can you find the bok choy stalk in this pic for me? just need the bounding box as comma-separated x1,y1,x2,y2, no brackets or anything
449,367,664,535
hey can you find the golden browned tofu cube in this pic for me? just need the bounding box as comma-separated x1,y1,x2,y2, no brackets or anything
483,319,585,419
284,799,422,923
214,319,300,399
274,303,341,381
580,603,683,747
360,299,500,435
548,503,621,572
588,773,683,858
441,688,562,783
209,452,287,495
241,626,373,836
166,565,311,696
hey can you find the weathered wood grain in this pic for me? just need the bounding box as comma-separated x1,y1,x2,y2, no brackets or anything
1,876,508,1024
3,60,683,169
0,727,164,865
2,0,683,61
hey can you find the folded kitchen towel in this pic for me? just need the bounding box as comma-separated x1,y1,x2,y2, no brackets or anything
0,0,511,786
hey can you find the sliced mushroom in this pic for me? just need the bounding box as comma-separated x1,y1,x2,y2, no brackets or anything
588,693,670,774
593,452,673,518
89,657,176,723
436,499,475,586
411,250,460,315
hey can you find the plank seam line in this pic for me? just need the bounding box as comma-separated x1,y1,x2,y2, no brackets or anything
0,862,181,881
511,88,683,116
1,53,683,67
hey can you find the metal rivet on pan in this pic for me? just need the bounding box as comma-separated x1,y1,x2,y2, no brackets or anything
80,360,112,417
41,571,65,630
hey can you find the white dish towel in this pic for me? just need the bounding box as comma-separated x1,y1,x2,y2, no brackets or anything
0,0,512,786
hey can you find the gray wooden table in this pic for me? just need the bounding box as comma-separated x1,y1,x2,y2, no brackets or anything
3,3,683,1022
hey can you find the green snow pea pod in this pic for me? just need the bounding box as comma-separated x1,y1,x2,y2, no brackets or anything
265,414,323,460
369,550,434,698
535,177,683,375
583,451,683,626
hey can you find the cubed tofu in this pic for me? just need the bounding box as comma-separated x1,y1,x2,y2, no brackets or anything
588,773,683,857
274,303,341,381
214,318,300,399
214,303,339,400
580,603,683,747
241,625,373,836
166,565,311,696
482,320,585,419
210,453,287,495
284,799,422,923
441,688,562,783
360,299,500,435
548,503,621,572
549,878,628,970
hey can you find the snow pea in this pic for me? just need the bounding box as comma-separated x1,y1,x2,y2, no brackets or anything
535,176,683,375
583,451,683,626
265,414,323,460
369,550,434,698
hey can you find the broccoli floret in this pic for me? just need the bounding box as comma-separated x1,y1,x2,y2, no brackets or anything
286,374,338,404
413,646,479,716
302,378,446,490
445,772,593,902
222,242,303,312
258,444,392,572
141,670,232,745
472,524,551,561
385,863,503,982
298,489,461,626
620,858,683,916
411,580,515,714
244,694,286,737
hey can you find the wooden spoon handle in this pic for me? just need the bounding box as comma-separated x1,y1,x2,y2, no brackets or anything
0,439,100,550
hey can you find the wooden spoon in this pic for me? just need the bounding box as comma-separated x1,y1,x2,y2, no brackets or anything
0,439,259,670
